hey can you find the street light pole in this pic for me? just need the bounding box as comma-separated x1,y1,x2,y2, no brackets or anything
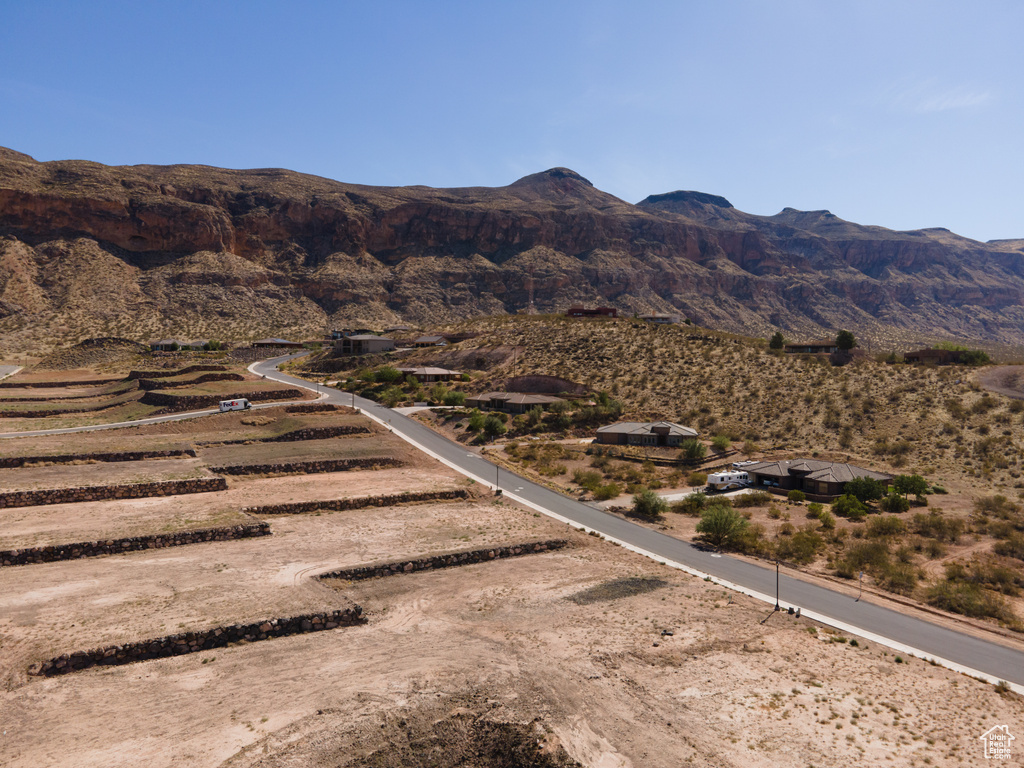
774,559,780,612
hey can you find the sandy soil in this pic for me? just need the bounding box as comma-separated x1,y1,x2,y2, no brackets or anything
0,457,211,492
2,399,1023,768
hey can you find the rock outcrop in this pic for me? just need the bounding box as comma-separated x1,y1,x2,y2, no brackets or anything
2,147,1022,350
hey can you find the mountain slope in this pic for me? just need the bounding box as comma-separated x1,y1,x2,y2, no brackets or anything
1,147,1022,352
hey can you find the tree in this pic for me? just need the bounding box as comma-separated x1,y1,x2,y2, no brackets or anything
695,504,750,549
375,366,402,384
893,474,928,499
483,415,507,439
631,489,668,520
467,409,485,432
681,439,707,460
832,494,867,520
836,330,857,350
844,476,885,503
442,390,465,406
769,331,785,350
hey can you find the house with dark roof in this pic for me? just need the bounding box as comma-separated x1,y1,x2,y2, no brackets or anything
785,340,838,354
338,335,396,354
395,367,462,383
595,421,699,447
412,335,448,347
252,338,304,349
566,306,618,318
743,458,891,498
465,392,565,415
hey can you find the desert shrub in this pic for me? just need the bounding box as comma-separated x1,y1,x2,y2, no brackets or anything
681,439,707,460
688,471,708,487
807,501,824,517
817,509,836,530
631,489,668,520
380,385,405,407
592,483,621,501
911,512,963,543
787,489,806,503
879,493,911,514
866,515,905,538
467,409,485,433
733,490,773,508
926,579,1017,623
375,366,403,384
483,415,507,439
844,541,891,570
572,469,603,491
929,484,948,495
946,560,1023,596
672,491,707,516
443,390,465,406
696,505,750,549
538,462,567,477
844,477,885,503
832,494,868,520
711,435,731,452
994,532,1024,561
774,526,825,565
879,562,918,596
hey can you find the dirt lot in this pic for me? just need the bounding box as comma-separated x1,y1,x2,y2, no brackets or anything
1,399,1022,767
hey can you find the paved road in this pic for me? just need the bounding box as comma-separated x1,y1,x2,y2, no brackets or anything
254,356,1024,691
0,365,22,381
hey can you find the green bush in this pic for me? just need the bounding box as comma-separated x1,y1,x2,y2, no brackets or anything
632,489,668,520
467,409,485,432
879,562,918,596
572,469,603,491
911,512,963,543
926,579,1016,623
845,541,891,570
787,489,806,503
807,501,824,516
671,492,707,516
593,482,621,501
375,366,403,384
442,390,465,406
774,526,825,564
817,510,836,530
711,435,731,452
733,490,773,507
832,494,868,520
688,471,708,487
695,505,750,549
844,477,885,503
879,493,911,514
681,439,707,460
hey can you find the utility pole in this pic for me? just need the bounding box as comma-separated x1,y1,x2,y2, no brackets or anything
856,570,863,602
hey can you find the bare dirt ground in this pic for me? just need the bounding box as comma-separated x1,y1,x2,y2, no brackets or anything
1,390,1022,768
979,366,1024,400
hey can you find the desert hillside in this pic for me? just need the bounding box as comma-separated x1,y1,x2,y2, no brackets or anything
1,148,1023,353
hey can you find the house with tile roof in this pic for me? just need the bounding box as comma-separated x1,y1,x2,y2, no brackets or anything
743,458,891,498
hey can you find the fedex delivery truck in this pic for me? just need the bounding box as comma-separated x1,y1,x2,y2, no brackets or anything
219,399,251,412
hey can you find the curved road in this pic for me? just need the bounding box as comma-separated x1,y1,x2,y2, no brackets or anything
2,353,1020,691
254,355,1024,692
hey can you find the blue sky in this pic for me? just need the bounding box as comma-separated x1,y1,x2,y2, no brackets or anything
1,1,1021,242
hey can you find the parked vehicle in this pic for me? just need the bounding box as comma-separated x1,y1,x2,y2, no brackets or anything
219,398,252,412
706,471,750,491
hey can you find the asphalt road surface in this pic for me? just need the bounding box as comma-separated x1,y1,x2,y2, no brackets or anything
255,355,1024,691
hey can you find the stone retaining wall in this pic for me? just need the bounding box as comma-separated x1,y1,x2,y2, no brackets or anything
28,606,364,677
318,539,569,581
245,489,470,515
140,388,305,411
0,377,122,389
210,458,404,476
201,426,370,447
137,372,244,390
0,395,138,418
1,522,271,566
0,382,137,402
0,477,228,509
127,365,226,380
284,403,346,413
0,448,197,468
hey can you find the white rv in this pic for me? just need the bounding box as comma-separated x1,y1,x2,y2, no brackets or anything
219,398,252,412
706,471,749,491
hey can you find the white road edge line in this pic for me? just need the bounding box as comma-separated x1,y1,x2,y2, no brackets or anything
259,364,1024,696
0,366,23,381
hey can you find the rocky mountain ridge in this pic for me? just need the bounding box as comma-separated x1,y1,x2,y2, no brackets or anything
1,147,1022,353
